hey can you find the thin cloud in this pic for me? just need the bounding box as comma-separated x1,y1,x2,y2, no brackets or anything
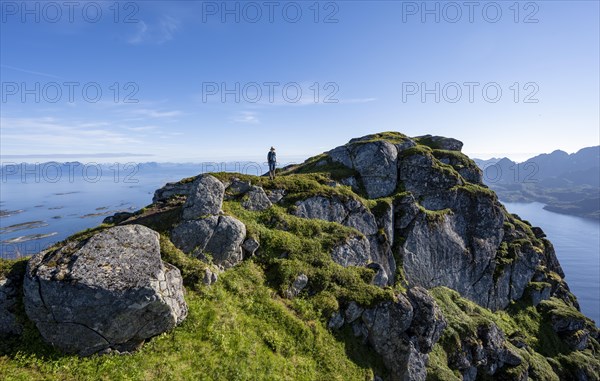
231,111,260,124
1,153,154,159
130,109,183,118
0,64,62,79
127,16,180,45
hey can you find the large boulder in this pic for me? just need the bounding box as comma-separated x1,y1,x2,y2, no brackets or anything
171,216,246,269
182,175,225,219
23,225,187,356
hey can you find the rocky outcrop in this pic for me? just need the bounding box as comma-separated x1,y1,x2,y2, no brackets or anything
171,216,246,269
170,174,247,269
242,186,272,211
335,287,446,381
182,175,225,219
448,323,522,381
153,179,196,203
415,134,463,151
23,225,187,356
293,195,395,285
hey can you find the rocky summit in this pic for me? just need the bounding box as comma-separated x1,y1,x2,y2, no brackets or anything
1,131,598,380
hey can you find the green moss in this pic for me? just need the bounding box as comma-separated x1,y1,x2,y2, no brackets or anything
222,202,394,308
349,131,409,145
0,262,381,381
428,287,599,380
286,154,359,181
418,205,453,224
426,344,461,381
398,144,433,159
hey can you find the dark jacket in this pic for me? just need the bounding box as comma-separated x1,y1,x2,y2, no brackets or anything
268,151,276,163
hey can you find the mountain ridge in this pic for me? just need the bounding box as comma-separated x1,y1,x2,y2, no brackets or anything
1,131,598,381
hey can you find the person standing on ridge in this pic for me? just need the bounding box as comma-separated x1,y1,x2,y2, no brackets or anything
268,147,277,180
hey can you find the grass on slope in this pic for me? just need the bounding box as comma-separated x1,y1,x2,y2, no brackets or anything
0,259,383,381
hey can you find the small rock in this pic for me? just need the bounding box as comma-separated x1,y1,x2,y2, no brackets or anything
103,211,133,225
345,301,364,324
266,189,285,204
227,178,252,196
284,274,309,299
242,238,260,257
203,268,218,286
153,181,195,203
328,311,345,330
242,186,272,211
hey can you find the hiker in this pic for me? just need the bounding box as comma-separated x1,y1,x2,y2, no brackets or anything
267,147,277,180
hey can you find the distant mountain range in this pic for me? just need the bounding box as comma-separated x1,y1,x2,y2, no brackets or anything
474,146,600,220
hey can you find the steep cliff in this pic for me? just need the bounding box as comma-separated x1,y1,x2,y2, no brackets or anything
0,132,598,381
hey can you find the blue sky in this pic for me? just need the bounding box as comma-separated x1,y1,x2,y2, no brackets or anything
1,0,598,163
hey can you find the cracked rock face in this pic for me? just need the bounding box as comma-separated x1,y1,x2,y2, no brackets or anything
23,225,188,356
293,195,396,285
182,175,225,219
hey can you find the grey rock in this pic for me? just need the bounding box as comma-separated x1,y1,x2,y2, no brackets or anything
181,175,225,219
172,216,246,269
227,178,252,196
449,323,523,379
294,196,346,225
331,236,371,268
171,216,219,254
367,236,395,286
416,134,463,151
340,176,360,193
344,198,378,236
361,289,446,381
328,146,353,169
0,273,23,338
293,196,378,237
102,211,133,225
398,152,463,199
242,186,272,211
406,287,447,353
284,273,309,299
204,216,246,268
328,311,345,330
398,186,531,310
352,141,399,198
266,189,285,204
203,267,218,286
367,263,389,288
23,225,187,356
344,301,364,324
241,238,260,257
529,284,552,307
153,180,195,203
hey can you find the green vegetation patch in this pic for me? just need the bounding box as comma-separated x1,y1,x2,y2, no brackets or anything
0,261,381,381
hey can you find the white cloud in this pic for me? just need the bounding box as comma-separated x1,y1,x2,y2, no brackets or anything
127,16,180,45
130,109,183,118
231,111,260,124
